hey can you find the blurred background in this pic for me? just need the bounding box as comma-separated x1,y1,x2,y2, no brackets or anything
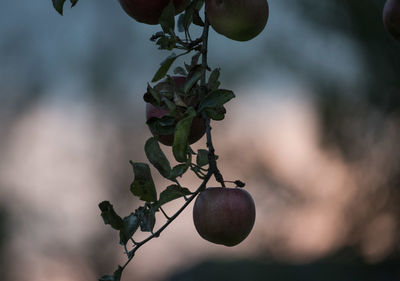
1,0,400,280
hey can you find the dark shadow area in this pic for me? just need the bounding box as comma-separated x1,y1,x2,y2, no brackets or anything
165,252,400,281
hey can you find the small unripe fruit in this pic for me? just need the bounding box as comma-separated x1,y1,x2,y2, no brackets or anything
118,0,188,25
206,0,269,41
193,187,256,246
383,0,400,41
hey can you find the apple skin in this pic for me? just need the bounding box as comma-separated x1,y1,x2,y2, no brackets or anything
206,0,269,41
193,187,256,246
383,0,400,41
118,0,188,25
145,76,206,146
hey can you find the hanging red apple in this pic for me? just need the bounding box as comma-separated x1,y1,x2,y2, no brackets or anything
145,76,206,146
206,0,269,41
193,187,256,246
118,0,188,25
383,0,400,41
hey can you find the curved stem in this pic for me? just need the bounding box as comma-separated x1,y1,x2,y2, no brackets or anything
120,171,212,272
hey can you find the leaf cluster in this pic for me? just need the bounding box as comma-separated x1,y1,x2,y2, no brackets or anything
52,0,78,15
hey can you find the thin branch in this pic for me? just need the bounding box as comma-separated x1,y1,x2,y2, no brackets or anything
120,171,212,272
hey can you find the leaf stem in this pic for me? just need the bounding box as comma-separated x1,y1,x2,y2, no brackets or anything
159,206,171,220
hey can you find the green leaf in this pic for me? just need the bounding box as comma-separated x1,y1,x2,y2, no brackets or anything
191,53,201,67
169,163,189,179
147,84,161,105
130,162,157,202
156,36,176,50
52,0,78,15
174,66,187,76
157,185,192,207
196,149,209,167
145,137,172,178
99,201,123,230
162,98,177,115
159,1,175,34
194,0,205,9
136,206,156,232
146,116,176,135
99,266,123,281
52,0,66,15
204,106,226,121
184,68,203,93
119,213,139,246
172,107,196,163
198,89,235,112
208,68,221,91
152,53,178,82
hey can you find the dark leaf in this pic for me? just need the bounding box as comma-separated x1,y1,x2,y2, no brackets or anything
182,5,194,31
173,107,196,162
136,206,156,232
146,115,176,135
208,68,220,91
159,1,175,34
204,106,226,120
191,53,201,67
52,0,78,15
198,89,235,112
119,213,139,246
156,36,176,50
157,185,192,207
52,0,66,15
184,68,203,93
169,163,189,179
147,84,161,104
192,10,204,26
234,180,246,188
150,31,165,41
99,201,123,230
130,162,157,202
99,266,123,281
174,66,187,76
162,98,177,115
145,137,171,178
152,53,178,82
196,149,209,167
194,0,205,9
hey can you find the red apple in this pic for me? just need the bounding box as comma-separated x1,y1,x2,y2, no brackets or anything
383,0,400,41
206,0,269,41
193,187,256,246
145,76,206,146
118,0,188,25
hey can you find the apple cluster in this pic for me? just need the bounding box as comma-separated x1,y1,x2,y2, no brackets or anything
383,0,400,41
118,0,269,41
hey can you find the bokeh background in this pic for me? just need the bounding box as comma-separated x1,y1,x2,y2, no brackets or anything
1,0,400,280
